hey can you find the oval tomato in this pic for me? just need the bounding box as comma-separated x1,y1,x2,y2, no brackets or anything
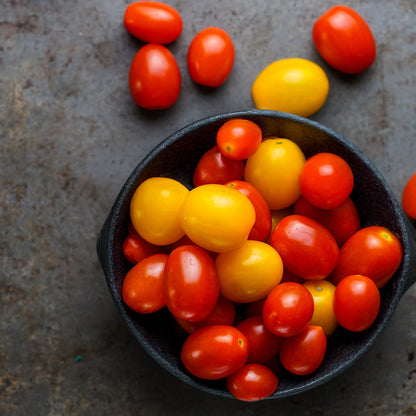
226,363,278,402
312,5,376,74
187,27,235,87
225,180,272,242
330,226,403,288
164,245,219,322
129,44,181,109
123,1,183,44
122,253,168,313
279,325,327,375
122,233,161,264
193,146,244,187
179,184,256,253
270,215,339,280
402,172,416,220
180,325,249,380
262,282,314,338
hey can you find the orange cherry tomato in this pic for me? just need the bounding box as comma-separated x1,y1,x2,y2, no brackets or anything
402,172,416,220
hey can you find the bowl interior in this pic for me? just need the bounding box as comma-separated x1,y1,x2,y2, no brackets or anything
97,110,413,399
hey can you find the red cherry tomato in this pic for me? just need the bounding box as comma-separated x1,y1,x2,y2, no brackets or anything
333,275,380,332
164,245,219,322
193,146,244,187
180,325,249,380
312,5,376,74
279,325,327,375
122,233,161,264
270,215,339,280
299,152,354,210
402,172,416,220
122,253,168,313
226,363,278,402
187,27,235,87
237,316,283,364
225,180,272,242
129,44,181,110
262,282,314,338
216,119,262,160
123,1,183,44
330,226,403,288
294,196,360,246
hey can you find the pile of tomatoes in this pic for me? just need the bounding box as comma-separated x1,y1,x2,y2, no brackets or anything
121,118,403,401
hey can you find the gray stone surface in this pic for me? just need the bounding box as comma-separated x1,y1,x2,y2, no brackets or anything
1,1,415,415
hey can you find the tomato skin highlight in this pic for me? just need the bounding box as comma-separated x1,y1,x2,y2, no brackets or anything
402,172,416,220
180,325,249,380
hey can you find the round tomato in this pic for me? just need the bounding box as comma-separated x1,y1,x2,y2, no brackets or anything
237,316,283,364
262,282,314,338
279,325,327,375
312,5,376,74
122,253,168,313
330,226,403,288
130,177,188,246
180,325,249,380
179,184,256,253
402,172,416,220
216,119,262,160
129,44,181,110
303,280,338,336
333,274,380,332
164,245,219,322
226,363,278,402
294,196,360,246
122,233,161,264
251,58,329,117
244,138,306,210
193,146,244,187
215,240,283,303
299,152,354,210
225,180,272,242
187,27,235,87
270,215,339,280
123,1,183,44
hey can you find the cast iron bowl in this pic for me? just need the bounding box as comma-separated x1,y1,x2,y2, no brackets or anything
97,109,416,399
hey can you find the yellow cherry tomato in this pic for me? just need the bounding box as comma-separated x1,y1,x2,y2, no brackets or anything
244,138,306,210
252,58,329,117
303,280,338,336
215,240,283,303
179,184,256,253
130,177,188,246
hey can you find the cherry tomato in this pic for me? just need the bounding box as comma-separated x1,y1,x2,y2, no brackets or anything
129,44,181,110
270,208,293,236
215,240,283,303
312,5,376,74
193,146,244,187
175,295,235,334
225,180,272,242
122,253,168,313
303,280,338,336
123,1,183,44
294,196,360,246
270,215,339,280
244,138,306,210
251,58,329,117
226,363,278,402
330,226,403,288
187,27,235,87
179,184,256,253
402,172,416,220
130,177,188,246
299,153,354,210
237,316,283,364
263,282,314,338
279,325,327,375
122,233,161,264
216,119,262,160
180,325,249,380
333,275,380,332
164,245,219,322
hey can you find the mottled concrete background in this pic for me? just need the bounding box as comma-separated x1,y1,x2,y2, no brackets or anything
1,0,415,415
